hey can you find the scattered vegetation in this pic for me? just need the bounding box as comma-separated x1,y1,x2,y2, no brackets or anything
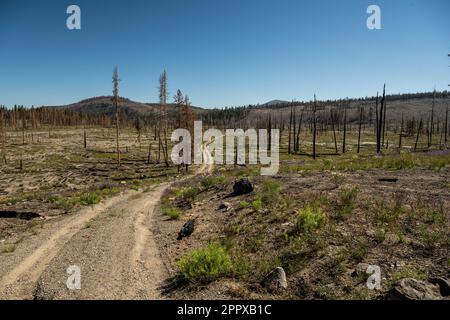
176,244,232,283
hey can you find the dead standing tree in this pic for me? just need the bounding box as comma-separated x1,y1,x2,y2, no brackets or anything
376,85,386,154
342,104,347,154
357,107,363,153
288,106,293,154
158,70,169,166
313,95,317,159
0,107,6,164
112,67,121,167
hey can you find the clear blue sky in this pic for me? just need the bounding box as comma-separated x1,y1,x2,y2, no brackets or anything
0,0,449,108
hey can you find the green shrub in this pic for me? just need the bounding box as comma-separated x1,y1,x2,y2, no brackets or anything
178,187,201,201
295,206,326,233
239,201,249,209
177,244,232,283
375,227,386,243
163,205,181,220
261,179,281,205
337,187,358,217
252,196,263,212
200,175,225,189
78,192,101,205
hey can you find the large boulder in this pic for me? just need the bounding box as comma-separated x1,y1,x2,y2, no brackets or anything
262,267,288,293
389,278,442,300
233,178,254,195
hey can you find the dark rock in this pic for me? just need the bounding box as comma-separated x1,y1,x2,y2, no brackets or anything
429,277,450,296
262,267,287,293
218,202,232,211
389,278,442,300
177,220,195,240
233,178,253,195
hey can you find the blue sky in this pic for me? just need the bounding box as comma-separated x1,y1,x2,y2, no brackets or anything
0,0,449,108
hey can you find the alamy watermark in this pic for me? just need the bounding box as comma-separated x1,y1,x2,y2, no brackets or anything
66,5,81,30
171,121,280,176
66,265,81,290
367,5,381,30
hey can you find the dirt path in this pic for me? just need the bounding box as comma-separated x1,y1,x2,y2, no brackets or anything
0,185,169,300
0,144,215,300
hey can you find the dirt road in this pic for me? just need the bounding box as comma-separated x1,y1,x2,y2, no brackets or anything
0,184,169,300
0,146,214,300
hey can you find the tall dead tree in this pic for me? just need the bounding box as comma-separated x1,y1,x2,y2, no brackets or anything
0,107,6,164
292,108,296,153
158,70,169,166
357,107,363,153
445,105,448,146
376,86,386,154
288,106,293,154
296,111,302,152
21,107,26,145
112,67,121,167
342,106,347,154
82,112,87,149
398,113,404,150
428,90,435,148
381,88,387,148
268,114,272,151
313,95,317,159
414,118,423,152
331,109,338,154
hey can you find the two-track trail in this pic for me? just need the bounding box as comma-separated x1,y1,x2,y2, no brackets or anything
0,146,215,300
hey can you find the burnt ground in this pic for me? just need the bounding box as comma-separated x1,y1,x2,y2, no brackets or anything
154,166,450,300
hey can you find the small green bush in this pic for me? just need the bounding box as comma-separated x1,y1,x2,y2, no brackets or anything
200,175,225,189
239,201,249,209
78,192,101,205
179,187,201,201
295,206,326,233
337,187,358,217
252,196,263,212
177,244,232,283
163,205,181,220
261,179,281,205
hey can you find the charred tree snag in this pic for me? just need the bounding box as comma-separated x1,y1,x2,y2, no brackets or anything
313,95,317,160
112,67,121,167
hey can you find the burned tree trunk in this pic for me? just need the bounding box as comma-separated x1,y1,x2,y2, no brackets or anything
342,107,347,154
0,107,6,164
398,114,404,150
296,111,303,152
429,90,435,148
445,105,448,146
313,95,317,160
288,106,293,154
414,118,423,152
357,107,363,153
112,67,121,167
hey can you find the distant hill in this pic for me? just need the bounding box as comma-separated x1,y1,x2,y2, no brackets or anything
261,99,290,107
48,96,205,118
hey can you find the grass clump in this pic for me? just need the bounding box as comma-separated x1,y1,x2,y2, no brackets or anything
177,187,201,201
177,244,232,283
261,179,281,205
295,206,326,233
251,196,263,212
200,175,225,189
336,187,358,217
239,201,249,209
163,205,182,220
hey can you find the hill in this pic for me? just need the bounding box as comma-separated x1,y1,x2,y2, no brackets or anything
48,96,205,118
